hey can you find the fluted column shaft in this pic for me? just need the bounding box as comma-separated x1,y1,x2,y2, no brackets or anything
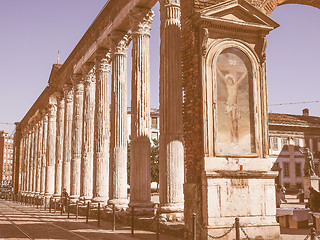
159,0,184,215
21,133,27,193
40,112,48,196
129,8,154,207
29,126,35,195
45,103,57,197
70,74,84,202
54,96,65,198
81,64,95,201
109,33,130,209
25,129,31,193
32,122,39,194
36,118,43,194
62,84,73,194
93,51,111,204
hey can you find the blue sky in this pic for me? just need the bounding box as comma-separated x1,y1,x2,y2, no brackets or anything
0,1,319,135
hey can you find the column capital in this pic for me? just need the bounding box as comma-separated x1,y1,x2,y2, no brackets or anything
95,49,111,73
82,66,95,85
48,103,58,117
72,73,83,85
63,83,73,103
109,31,131,56
159,0,180,6
130,8,154,36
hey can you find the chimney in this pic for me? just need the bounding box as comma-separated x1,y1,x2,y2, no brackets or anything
303,108,309,116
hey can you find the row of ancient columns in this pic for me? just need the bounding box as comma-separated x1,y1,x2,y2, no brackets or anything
17,1,184,218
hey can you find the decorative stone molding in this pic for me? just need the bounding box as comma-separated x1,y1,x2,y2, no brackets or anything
110,31,131,57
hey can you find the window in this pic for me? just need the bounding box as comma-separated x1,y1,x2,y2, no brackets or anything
151,117,158,129
283,162,290,177
294,138,300,147
282,138,288,147
151,132,158,140
295,163,301,177
270,137,279,151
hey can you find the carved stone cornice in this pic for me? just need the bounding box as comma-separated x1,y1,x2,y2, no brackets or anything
130,8,154,36
109,31,131,57
159,0,180,6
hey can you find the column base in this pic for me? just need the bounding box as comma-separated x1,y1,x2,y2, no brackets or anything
53,194,61,199
78,196,92,205
108,198,129,211
128,201,156,215
69,195,80,203
160,203,184,222
91,196,108,205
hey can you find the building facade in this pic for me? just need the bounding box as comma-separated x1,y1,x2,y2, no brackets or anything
0,131,14,186
269,109,320,192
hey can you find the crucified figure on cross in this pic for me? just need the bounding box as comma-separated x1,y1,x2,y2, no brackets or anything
217,66,247,143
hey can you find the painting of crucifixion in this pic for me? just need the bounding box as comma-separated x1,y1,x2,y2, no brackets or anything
214,47,256,156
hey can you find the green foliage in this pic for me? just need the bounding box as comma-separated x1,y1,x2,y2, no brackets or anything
150,138,159,183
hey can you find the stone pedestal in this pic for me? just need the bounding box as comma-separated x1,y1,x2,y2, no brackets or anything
303,176,320,198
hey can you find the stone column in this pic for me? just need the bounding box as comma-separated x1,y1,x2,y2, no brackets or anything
109,32,130,209
40,111,48,196
27,125,33,195
21,132,27,193
28,125,35,195
159,0,184,219
32,121,39,195
45,103,57,198
25,129,31,194
62,83,73,194
80,63,95,202
54,95,65,198
36,117,43,195
92,50,111,204
70,74,84,202
129,8,154,211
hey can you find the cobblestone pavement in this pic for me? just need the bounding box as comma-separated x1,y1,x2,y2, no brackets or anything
0,200,182,240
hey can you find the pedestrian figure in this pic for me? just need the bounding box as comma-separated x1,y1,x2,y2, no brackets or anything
276,184,287,208
299,147,316,177
61,188,68,213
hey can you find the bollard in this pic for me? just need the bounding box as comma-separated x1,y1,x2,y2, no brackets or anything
235,218,240,240
311,227,317,240
156,208,160,240
67,199,70,219
54,199,57,214
36,197,39,209
76,202,79,220
112,204,116,231
49,198,52,213
192,213,196,240
131,207,135,237
86,202,90,224
44,198,47,211
97,203,101,227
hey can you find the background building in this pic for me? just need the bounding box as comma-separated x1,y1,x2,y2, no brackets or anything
0,131,14,186
269,108,320,192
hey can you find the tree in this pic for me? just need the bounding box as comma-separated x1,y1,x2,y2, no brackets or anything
150,138,159,183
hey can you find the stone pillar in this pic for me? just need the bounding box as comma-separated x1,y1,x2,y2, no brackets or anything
92,50,111,204
36,117,43,195
28,125,35,195
45,103,57,198
80,63,95,202
32,121,39,195
70,74,84,202
21,132,27,193
62,83,73,194
54,95,65,198
40,111,48,196
109,32,130,209
159,0,184,219
129,8,154,211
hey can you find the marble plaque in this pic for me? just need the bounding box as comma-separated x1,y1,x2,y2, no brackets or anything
214,47,256,156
